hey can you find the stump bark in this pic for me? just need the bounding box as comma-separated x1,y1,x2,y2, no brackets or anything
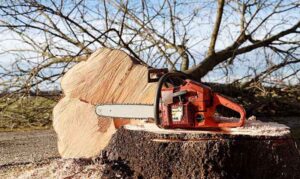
103,122,300,179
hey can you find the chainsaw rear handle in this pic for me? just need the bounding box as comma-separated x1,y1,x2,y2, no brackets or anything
212,93,246,127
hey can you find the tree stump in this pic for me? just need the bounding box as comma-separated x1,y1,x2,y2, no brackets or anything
52,48,299,179
103,121,300,179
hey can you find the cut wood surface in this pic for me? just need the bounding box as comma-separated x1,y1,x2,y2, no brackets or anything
53,48,156,158
125,120,291,137
103,122,300,178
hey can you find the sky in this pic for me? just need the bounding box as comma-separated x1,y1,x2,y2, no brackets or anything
0,0,299,90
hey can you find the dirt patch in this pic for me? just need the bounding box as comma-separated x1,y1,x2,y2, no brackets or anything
0,129,59,166
0,129,60,178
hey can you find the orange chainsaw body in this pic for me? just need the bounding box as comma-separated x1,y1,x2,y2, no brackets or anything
159,79,246,128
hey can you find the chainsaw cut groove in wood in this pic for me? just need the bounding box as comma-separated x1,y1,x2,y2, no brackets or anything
96,71,246,129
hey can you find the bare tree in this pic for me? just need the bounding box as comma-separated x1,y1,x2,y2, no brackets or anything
0,0,299,93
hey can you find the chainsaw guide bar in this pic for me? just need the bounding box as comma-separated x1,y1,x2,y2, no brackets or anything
95,103,154,119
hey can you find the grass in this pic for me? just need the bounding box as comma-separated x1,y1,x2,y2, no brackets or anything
0,95,57,131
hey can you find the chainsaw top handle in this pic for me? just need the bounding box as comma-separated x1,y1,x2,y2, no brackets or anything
154,71,188,126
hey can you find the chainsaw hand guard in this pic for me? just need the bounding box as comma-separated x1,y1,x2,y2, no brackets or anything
147,68,168,83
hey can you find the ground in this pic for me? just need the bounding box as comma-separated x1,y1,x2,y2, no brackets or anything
0,129,59,178
0,117,299,178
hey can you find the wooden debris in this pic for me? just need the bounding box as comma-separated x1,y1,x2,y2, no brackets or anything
53,48,156,158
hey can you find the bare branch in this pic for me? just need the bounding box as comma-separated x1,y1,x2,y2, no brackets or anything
207,0,225,56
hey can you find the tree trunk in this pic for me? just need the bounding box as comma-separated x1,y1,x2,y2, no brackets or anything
103,122,300,179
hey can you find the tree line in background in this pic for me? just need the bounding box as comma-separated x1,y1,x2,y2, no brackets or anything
0,0,299,128
0,0,299,92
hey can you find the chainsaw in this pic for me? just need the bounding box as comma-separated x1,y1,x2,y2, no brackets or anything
96,69,246,129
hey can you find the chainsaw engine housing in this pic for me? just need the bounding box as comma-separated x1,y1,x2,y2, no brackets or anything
159,79,245,128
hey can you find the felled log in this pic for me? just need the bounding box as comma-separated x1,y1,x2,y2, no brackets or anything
103,121,300,178
53,48,156,158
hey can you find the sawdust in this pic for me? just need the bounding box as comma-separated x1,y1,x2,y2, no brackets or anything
3,159,104,179
7,157,134,179
227,119,290,136
125,118,290,137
